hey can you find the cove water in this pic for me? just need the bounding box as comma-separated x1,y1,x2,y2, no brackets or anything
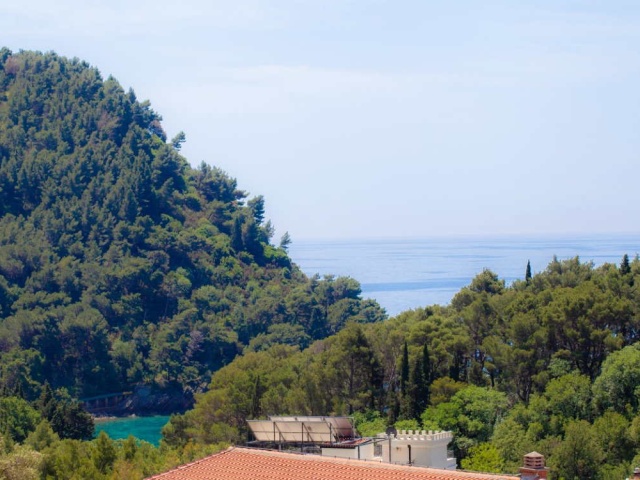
288,234,639,317
94,416,170,446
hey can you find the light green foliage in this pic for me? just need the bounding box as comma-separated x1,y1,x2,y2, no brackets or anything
543,372,592,434
25,420,59,451
394,419,420,431
0,397,40,443
0,444,43,480
490,417,536,471
592,343,640,414
421,386,507,460
353,410,387,437
93,431,117,474
460,443,504,473
428,377,467,406
592,411,633,466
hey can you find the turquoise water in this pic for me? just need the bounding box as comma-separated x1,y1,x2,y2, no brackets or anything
94,416,170,446
289,234,639,316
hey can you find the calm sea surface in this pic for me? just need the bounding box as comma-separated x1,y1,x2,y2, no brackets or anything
288,234,640,317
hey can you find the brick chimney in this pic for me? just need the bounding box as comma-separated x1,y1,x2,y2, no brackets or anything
519,452,549,480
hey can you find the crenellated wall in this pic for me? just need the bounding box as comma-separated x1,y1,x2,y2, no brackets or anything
380,430,456,470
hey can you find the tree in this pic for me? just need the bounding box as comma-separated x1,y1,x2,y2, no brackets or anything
0,444,43,480
0,397,40,443
525,260,532,284
279,231,292,251
621,254,631,275
247,196,265,225
469,269,505,295
592,343,640,414
327,323,383,414
93,431,117,474
592,411,633,467
411,343,431,417
421,385,507,461
461,443,504,473
25,420,59,451
550,420,603,480
543,372,592,430
400,341,409,396
170,131,186,151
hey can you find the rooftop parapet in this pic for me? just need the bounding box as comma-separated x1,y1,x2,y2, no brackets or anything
392,430,453,442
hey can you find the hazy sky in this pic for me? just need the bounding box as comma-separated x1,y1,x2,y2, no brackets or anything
3,1,639,240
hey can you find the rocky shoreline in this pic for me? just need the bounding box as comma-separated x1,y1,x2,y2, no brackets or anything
83,385,193,417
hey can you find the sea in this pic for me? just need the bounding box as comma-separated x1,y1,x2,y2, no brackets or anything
288,234,640,317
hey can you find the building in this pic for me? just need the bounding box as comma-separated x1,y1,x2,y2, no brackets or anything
146,446,519,480
246,416,456,469
321,430,457,470
146,415,551,480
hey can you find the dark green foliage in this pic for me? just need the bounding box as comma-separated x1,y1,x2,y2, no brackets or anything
37,384,93,440
400,341,409,395
525,260,532,284
0,49,386,406
621,254,631,275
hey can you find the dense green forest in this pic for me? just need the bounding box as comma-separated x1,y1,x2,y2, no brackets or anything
0,49,385,478
0,48,385,402
162,256,640,480
1,48,640,480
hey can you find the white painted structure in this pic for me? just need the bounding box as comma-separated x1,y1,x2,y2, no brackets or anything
247,417,456,470
381,430,456,469
321,429,456,470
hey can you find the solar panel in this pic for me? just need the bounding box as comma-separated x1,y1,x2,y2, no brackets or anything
275,421,331,443
326,417,355,439
247,420,278,442
247,416,356,444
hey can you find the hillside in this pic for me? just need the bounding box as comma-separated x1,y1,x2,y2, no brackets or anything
0,48,386,408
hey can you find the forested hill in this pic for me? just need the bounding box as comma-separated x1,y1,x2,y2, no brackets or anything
0,49,385,404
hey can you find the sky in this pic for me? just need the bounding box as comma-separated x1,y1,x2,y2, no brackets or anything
2,1,640,241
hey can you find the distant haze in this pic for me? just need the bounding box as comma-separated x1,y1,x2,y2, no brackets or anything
3,1,640,240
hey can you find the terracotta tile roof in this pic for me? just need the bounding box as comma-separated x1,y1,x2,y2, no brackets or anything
146,447,518,480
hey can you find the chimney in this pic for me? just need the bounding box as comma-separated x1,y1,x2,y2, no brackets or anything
519,452,549,480
633,467,640,479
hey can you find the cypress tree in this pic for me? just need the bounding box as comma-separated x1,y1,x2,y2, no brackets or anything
400,341,409,395
410,356,426,419
421,343,431,405
525,260,532,284
621,254,631,276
